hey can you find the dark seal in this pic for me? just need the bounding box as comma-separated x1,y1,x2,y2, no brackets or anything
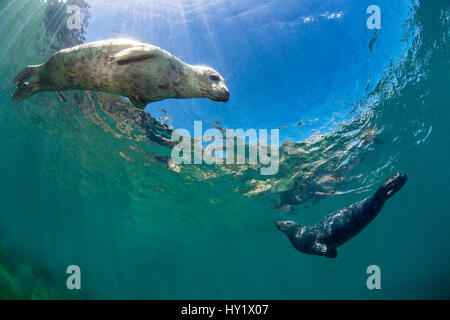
276,172,408,258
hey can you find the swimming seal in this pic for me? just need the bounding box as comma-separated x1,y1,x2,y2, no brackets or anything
276,172,407,258
11,39,230,108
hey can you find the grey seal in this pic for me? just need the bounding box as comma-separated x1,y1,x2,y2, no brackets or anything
276,172,408,258
12,39,229,108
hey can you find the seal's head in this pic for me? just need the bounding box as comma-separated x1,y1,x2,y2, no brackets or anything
376,172,408,201
194,66,229,102
275,221,301,235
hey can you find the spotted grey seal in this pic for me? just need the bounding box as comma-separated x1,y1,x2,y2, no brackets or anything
276,172,408,258
12,39,229,108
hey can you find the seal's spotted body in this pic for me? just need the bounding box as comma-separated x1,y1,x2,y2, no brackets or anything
12,39,229,108
276,172,408,258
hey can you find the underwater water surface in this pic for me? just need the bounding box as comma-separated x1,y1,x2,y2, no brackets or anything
0,0,449,299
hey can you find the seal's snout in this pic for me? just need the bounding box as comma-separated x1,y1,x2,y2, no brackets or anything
220,89,230,102
378,172,408,199
388,172,407,191
275,221,284,231
212,89,229,102
275,221,298,232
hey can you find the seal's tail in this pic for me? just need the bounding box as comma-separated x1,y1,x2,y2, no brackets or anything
11,65,41,100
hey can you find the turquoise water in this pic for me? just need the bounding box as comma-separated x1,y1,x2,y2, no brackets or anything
0,0,449,299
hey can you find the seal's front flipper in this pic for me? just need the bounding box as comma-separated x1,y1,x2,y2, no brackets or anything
314,242,338,259
325,248,338,258
128,96,148,109
109,47,158,65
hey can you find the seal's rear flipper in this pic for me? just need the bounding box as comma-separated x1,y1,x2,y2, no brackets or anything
11,65,41,100
12,82,40,101
13,65,40,86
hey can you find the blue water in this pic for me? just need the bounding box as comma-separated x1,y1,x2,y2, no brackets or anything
0,0,449,299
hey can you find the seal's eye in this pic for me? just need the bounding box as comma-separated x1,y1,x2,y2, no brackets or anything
209,75,220,82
